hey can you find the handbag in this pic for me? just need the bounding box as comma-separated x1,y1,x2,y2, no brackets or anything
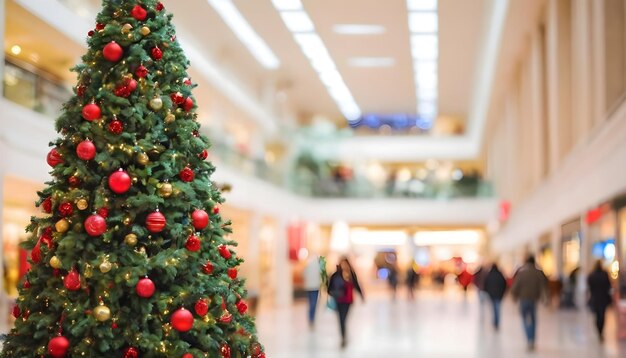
326,296,337,311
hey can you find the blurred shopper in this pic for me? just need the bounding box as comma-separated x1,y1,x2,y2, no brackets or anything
484,263,507,331
406,263,420,300
303,255,322,328
327,257,365,348
388,265,399,300
587,260,613,342
511,256,548,351
457,267,473,297
473,265,489,307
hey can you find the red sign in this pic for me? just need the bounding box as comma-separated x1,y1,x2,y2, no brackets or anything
499,200,511,221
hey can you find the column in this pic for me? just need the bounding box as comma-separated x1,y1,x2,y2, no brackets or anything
546,0,572,170
274,218,293,307
530,30,546,185
571,0,593,143
590,0,606,126
0,0,7,330
0,0,5,97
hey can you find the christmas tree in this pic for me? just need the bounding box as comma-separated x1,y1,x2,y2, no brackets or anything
1,1,265,357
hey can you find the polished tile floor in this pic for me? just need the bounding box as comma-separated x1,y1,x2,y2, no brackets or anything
256,288,626,358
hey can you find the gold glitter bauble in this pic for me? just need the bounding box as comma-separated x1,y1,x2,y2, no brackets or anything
125,233,138,246
150,97,163,110
123,216,132,225
140,26,151,36
55,219,70,233
121,23,133,34
99,261,112,273
93,304,111,321
136,153,149,166
158,183,173,197
76,198,89,211
164,113,176,124
49,256,62,269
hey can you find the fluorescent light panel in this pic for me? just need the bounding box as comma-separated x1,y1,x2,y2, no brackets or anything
348,57,396,68
333,24,386,35
271,0,303,10
351,230,407,246
280,11,315,32
413,230,482,246
409,12,438,33
407,0,437,11
208,0,280,69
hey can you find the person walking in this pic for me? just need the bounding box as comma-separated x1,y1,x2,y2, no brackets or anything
457,267,473,297
587,260,613,341
327,257,365,348
406,262,420,300
303,255,322,328
484,263,508,331
511,256,548,352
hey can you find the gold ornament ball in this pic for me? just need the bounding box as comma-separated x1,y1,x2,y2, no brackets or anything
55,219,70,233
164,113,176,124
140,26,151,36
150,97,163,110
84,264,93,278
99,261,112,273
158,183,173,197
172,188,181,196
125,233,138,246
123,216,132,225
76,198,89,211
93,304,111,321
70,134,82,145
49,256,62,269
121,23,133,34
136,153,150,166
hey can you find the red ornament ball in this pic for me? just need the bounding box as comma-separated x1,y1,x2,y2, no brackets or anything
114,85,130,98
220,343,231,358
136,277,156,298
203,261,214,274
111,322,118,329
47,148,64,167
84,214,107,236
88,30,95,37
182,354,193,358
183,77,192,86
213,206,220,214
146,211,166,233
191,209,209,230
64,270,81,291
151,47,163,60
68,175,81,188
156,2,164,11
41,197,53,213
108,169,132,194
23,280,31,289
31,241,42,264
236,300,248,314
183,97,194,112
77,85,86,97
179,167,194,182
126,78,138,92
185,235,201,252
76,140,96,160
12,305,20,318
96,23,105,31
171,308,194,332
97,207,109,218
58,202,74,217
194,298,209,316
103,41,123,62
108,120,124,135
170,92,185,105
228,268,238,280
219,311,233,324
218,245,232,259
131,5,147,21
48,336,70,358
123,347,139,358
82,103,101,121
136,65,148,78
198,149,208,160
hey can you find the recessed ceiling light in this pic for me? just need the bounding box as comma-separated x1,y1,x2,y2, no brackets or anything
10,45,22,55
280,11,315,32
409,12,438,33
407,0,438,11
207,0,280,69
333,24,386,35
271,0,303,11
348,57,396,68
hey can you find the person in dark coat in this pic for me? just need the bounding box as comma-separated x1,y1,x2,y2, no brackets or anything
484,263,508,330
587,260,613,341
327,257,364,348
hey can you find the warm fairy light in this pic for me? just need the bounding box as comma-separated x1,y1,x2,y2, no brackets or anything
10,45,22,55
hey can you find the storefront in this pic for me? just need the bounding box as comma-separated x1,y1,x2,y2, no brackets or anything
537,232,556,278
560,219,582,278
613,194,626,339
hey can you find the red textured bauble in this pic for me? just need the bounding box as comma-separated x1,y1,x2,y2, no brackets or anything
111,322,118,329
135,65,149,78
131,5,147,21
114,85,130,98
12,305,20,318
219,311,232,324
194,298,209,316
31,241,41,264
82,103,102,121
97,207,109,218
76,140,96,160
256,353,266,358
171,308,194,332
236,300,248,314
146,211,166,233
126,78,138,92
156,2,164,11
220,343,231,358
218,245,232,259
96,23,105,30
103,41,123,62
151,47,163,60
227,268,238,280
58,202,74,217
182,354,193,358
84,214,107,236
185,235,201,252
136,277,156,298
23,280,31,289
183,77,192,86
191,209,209,230
108,120,124,135
48,336,70,358
198,149,208,160
123,347,139,358
213,206,220,214
68,175,81,188
203,261,214,274
88,30,95,37
192,130,199,137
47,148,64,167
179,167,194,182
108,169,132,194
77,85,87,97
183,97,194,112
170,92,185,105
42,197,53,213
64,270,81,291
251,343,262,356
